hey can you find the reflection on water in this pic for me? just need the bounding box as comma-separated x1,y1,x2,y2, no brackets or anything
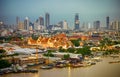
1,57,120,77
68,67,71,77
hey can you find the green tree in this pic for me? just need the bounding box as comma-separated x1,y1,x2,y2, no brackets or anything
0,49,6,58
44,50,54,57
71,39,80,47
63,54,70,59
76,46,91,56
0,60,11,69
59,47,66,52
67,48,75,53
0,49,6,53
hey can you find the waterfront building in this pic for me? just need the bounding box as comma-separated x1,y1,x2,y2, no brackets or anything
74,13,80,30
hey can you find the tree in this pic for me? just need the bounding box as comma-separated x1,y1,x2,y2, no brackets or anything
67,48,75,53
0,49,6,53
59,46,66,52
63,54,70,59
44,50,54,57
0,49,6,59
71,39,80,47
0,60,11,69
76,46,91,56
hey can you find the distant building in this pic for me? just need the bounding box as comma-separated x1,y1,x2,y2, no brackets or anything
74,13,80,30
24,17,29,30
106,16,110,29
110,20,120,31
39,17,45,29
81,22,92,31
63,20,68,30
18,22,24,30
34,19,41,30
93,21,100,29
47,25,53,30
58,21,63,29
39,16,44,27
16,16,20,29
29,22,34,30
52,25,62,30
45,13,50,29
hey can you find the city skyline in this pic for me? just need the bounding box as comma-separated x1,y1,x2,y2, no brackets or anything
0,0,120,28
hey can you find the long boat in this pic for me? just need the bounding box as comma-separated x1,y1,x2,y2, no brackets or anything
40,65,53,69
109,60,120,64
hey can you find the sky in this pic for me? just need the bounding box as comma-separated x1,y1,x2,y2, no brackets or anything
0,0,120,28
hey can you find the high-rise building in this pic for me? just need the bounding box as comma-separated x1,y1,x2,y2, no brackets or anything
16,16,20,29
58,21,63,28
63,20,68,30
18,22,24,30
39,16,44,26
39,16,44,30
74,13,80,30
111,20,120,31
29,22,34,30
45,13,50,29
106,16,109,29
24,17,29,30
93,21,100,29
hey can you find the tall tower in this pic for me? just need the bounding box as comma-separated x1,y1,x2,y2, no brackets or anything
39,16,44,26
24,17,29,30
106,16,109,29
45,13,50,29
39,16,44,30
16,16,20,29
74,13,80,30
93,21,100,29
63,20,68,30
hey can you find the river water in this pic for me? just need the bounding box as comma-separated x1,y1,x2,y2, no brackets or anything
1,57,120,77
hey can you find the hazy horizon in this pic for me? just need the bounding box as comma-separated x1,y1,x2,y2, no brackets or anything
0,0,120,28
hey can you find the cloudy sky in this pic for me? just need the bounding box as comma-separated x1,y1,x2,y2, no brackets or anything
0,0,120,28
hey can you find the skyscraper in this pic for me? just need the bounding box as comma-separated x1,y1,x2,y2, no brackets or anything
63,20,68,30
24,17,29,30
39,16,44,26
74,13,80,30
16,16,20,29
106,16,109,29
18,22,24,30
111,20,120,31
93,21,100,29
45,13,50,29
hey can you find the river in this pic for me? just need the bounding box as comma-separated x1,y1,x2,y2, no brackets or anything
1,56,120,77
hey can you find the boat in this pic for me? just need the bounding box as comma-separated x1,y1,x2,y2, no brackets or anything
24,69,38,73
90,62,96,65
27,63,36,66
109,60,120,64
55,64,66,68
110,55,119,58
40,65,53,69
71,63,85,68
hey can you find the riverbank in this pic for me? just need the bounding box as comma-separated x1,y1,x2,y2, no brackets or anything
1,55,120,77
